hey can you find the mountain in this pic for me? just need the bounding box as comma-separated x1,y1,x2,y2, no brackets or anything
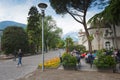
0,21,26,30
62,31,79,42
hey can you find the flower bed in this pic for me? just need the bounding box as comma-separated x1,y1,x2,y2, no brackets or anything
38,57,60,69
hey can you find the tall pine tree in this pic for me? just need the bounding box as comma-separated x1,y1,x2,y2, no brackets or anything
27,6,41,53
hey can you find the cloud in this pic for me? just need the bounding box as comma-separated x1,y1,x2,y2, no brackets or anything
53,14,83,35
0,0,101,35
0,0,53,23
0,0,34,23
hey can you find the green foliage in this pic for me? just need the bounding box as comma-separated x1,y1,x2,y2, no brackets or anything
69,45,86,53
65,37,74,48
49,0,108,15
88,0,120,28
88,34,94,41
27,6,41,53
1,26,29,55
50,0,109,52
43,16,63,51
62,53,77,67
94,50,116,69
27,6,63,52
56,39,65,48
103,0,120,25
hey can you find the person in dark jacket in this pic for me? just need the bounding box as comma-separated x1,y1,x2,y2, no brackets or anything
17,49,23,67
116,49,120,62
88,52,95,68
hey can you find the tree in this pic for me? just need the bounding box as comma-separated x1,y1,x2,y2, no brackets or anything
27,6,41,53
102,0,120,49
87,13,109,50
102,0,120,26
88,0,120,49
65,37,74,52
48,27,62,49
1,26,29,55
43,16,63,51
27,6,63,52
49,0,109,52
56,39,65,48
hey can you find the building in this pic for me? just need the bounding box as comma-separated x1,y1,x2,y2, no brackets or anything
78,26,120,50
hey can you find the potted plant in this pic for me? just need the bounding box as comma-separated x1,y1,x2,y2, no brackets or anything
94,50,116,70
62,52,77,70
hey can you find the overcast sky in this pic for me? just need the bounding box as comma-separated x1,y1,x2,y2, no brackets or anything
0,0,103,35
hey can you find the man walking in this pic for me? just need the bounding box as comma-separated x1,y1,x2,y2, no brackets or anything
17,49,23,67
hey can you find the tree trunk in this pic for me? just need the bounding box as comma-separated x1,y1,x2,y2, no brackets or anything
83,20,92,52
113,24,118,49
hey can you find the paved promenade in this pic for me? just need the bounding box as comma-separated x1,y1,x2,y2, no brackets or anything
0,49,64,80
0,49,99,80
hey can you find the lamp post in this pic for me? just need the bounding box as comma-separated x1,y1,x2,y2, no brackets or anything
38,3,47,71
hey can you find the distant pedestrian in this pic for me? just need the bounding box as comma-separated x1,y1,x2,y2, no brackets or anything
71,49,77,56
112,49,118,62
13,50,17,61
75,51,81,64
116,50,120,62
88,52,95,68
17,49,23,67
59,52,62,63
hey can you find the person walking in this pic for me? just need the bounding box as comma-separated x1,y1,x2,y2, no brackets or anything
17,49,23,67
88,52,95,68
59,52,62,64
75,50,81,69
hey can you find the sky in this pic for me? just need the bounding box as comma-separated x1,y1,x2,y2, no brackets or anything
0,0,103,35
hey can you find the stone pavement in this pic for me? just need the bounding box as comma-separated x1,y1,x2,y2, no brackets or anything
79,59,98,71
0,49,64,80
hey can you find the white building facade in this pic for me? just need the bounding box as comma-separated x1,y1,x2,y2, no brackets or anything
78,26,120,50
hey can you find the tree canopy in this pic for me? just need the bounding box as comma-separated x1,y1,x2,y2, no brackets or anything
1,26,29,55
27,6,63,52
49,0,109,51
27,6,41,53
87,0,120,49
44,16,63,51
102,0,120,26
88,0,120,26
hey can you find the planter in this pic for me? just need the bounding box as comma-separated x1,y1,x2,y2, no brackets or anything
63,65,77,70
62,53,77,70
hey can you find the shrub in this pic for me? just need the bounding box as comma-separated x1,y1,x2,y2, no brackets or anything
94,50,116,69
62,52,77,69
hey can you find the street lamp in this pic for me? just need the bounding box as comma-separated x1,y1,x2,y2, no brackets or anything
38,3,47,71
